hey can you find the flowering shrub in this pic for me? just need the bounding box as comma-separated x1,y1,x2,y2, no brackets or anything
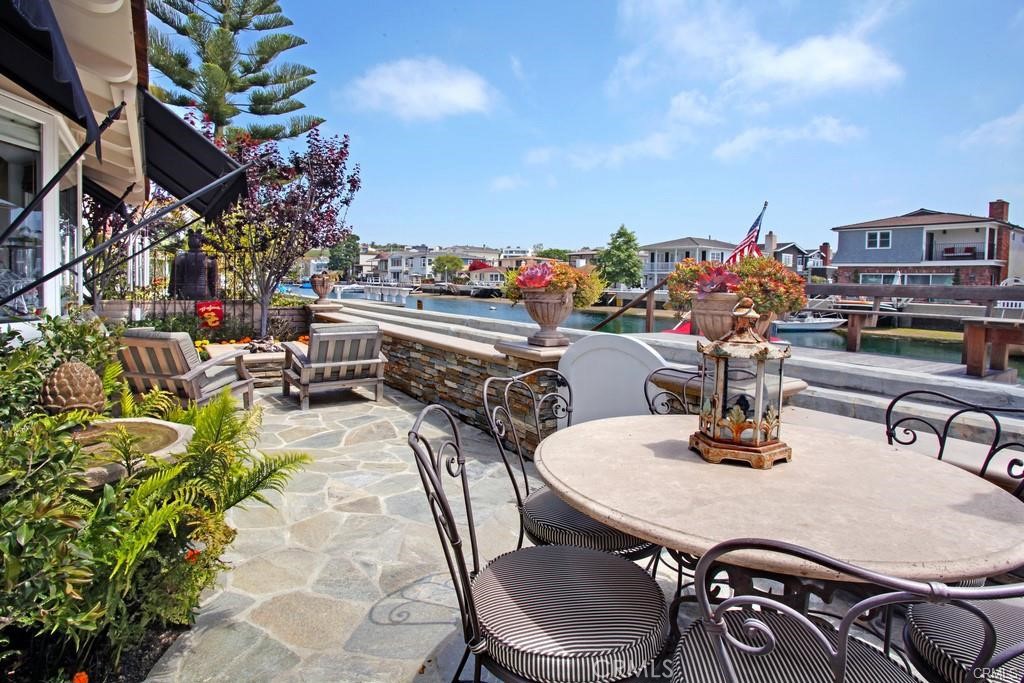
666,256,806,315
504,262,606,309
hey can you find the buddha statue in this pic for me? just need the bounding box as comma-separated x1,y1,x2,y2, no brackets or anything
169,230,218,299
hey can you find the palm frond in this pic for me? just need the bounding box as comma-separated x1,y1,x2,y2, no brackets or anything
221,451,309,511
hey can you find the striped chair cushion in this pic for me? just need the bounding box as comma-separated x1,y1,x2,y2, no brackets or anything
673,609,916,683
521,487,655,555
907,599,1024,683
473,545,668,683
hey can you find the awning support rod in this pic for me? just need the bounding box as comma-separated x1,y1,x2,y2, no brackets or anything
0,102,126,248
0,158,254,309
84,214,203,285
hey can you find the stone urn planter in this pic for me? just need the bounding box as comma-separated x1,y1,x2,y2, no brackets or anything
691,292,776,339
522,286,575,347
309,273,333,304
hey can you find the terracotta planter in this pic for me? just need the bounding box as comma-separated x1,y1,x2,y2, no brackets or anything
522,286,575,347
691,292,740,340
310,273,333,304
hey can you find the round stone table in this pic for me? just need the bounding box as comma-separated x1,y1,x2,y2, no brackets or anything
534,415,1024,582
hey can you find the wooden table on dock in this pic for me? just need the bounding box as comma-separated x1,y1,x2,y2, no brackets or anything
962,316,1024,377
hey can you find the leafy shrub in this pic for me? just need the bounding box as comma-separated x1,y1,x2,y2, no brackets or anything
666,256,806,316
503,262,606,308
270,291,309,307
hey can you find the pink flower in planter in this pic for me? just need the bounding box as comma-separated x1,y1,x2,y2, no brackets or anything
695,266,740,298
516,262,554,289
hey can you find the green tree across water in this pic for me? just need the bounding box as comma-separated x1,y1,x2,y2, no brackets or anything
597,225,644,287
329,233,361,279
432,254,465,283
147,0,324,141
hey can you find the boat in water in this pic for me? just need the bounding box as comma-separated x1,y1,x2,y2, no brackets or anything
771,311,846,332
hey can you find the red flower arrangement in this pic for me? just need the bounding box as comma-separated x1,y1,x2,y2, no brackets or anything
666,256,806,315
184,548,201,564
515,262,554,289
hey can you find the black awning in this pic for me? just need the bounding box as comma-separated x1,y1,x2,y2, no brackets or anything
0,0,100,147
83,176,128,216
140,88,246,220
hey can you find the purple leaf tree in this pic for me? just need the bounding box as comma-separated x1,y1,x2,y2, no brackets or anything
206,128,361,335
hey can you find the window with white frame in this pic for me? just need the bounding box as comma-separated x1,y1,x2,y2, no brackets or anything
866,230,891,249
781,253,793,267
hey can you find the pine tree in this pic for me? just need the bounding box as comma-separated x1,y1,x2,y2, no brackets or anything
596,225,644,287
147,0,324,141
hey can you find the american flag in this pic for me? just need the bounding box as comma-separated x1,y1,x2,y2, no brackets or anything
725,202,768,264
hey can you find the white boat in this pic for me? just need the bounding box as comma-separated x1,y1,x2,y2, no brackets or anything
333,283,364,294
771,311,846,332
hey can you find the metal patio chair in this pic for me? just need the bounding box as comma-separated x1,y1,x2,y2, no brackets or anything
483,368,659,561
644,366,705,415
408,404,670,683
118,328,254,408
281,322,387,409
671,538,1024,683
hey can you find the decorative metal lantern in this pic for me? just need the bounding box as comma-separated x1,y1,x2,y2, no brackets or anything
689,297,792,469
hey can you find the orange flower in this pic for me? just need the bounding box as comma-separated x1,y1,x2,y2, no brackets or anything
184,548,201,564
73,672,88,683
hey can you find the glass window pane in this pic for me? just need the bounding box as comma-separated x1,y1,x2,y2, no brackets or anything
0,112,42,319
879,231,891,248
905,274,930,285
931,274,953,285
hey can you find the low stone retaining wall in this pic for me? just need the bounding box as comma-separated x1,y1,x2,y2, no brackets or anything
97,300,310,336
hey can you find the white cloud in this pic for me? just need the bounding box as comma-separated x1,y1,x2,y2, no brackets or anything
609,0,903,100
510,55,526,82
568,131,681,170
490,174,525,191
714,116,863,161
524,147,556,165
959,104,1024,149
668,90,717,124
347,57,496,121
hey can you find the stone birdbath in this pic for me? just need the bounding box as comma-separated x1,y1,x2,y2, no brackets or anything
74,418,194,487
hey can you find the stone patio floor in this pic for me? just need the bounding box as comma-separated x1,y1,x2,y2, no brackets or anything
144,386,924,683
146,385,558,683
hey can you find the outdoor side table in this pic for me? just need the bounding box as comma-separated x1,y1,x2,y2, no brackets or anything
534,415,1024,619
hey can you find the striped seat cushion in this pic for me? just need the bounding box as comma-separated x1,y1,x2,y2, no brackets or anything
473,545,668,683
907,599,1024,683
521,487,655,555
673,609,916,683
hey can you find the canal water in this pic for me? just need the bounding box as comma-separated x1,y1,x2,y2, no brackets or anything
292,287,1024,382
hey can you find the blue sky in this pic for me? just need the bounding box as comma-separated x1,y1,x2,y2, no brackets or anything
226,1,1023,250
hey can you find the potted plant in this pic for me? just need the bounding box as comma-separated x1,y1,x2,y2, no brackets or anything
504,262,605,346
666,257,806,338
309,270,335,304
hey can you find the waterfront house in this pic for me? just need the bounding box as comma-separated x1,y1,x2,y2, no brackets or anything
830,200,1024,286
0,0,244,328
639,236,736,288
568,247,602,267
468,266,505,285
760,231,836,280
497,255,561,270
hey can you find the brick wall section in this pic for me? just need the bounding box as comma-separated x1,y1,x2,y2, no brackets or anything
835,265,1001,286
97,300,311,335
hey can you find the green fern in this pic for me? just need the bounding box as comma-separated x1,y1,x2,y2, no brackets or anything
222,452,308,510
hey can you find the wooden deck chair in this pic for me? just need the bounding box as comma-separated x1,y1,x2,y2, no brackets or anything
281,323,387,410
118,329,254,409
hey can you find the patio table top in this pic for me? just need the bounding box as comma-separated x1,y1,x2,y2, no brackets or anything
534,414,1024,583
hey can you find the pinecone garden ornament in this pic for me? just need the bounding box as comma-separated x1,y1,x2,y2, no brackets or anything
41,361,105,414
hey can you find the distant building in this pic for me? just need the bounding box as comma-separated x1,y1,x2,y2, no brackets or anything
468,267,506,285
567,248,602,268
638,236,736,288
499,246,532,260
759,231,834,280
497,256,561,270
830,200,1024,286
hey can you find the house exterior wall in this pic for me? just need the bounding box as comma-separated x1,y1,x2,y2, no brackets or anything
641,246,729,288
833,227,924,264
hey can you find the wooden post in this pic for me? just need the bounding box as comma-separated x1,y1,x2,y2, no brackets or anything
963,322,989,377
645,293,655,333
846,313,863,352
867,296,881,328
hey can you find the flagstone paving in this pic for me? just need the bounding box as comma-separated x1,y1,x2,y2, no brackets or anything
145,386,556,683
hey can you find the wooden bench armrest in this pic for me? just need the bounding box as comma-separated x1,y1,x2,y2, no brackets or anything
176,348,247,382
304,358,387,370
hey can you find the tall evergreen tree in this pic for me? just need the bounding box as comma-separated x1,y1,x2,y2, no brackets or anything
147,0,324,141
596,225,644,287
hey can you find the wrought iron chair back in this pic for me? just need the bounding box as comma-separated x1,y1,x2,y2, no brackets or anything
691,538,1024,683
408,404,484,653
645,366,703,415
482,368,572,508
885,390,1024,500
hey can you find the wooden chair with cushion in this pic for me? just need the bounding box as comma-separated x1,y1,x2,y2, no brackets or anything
118,328,254,409
672,538,1024,683
409,403,669,683
281,322,387,410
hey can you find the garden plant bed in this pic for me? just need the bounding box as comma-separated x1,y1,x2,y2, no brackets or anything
74,418,195,487
206,342,307,387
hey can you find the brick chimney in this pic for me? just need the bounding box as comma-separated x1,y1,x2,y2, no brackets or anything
989,199,1009,222
763,230,777,255
819,242,832,265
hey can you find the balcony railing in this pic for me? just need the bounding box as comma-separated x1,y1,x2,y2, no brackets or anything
928,242,987,261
